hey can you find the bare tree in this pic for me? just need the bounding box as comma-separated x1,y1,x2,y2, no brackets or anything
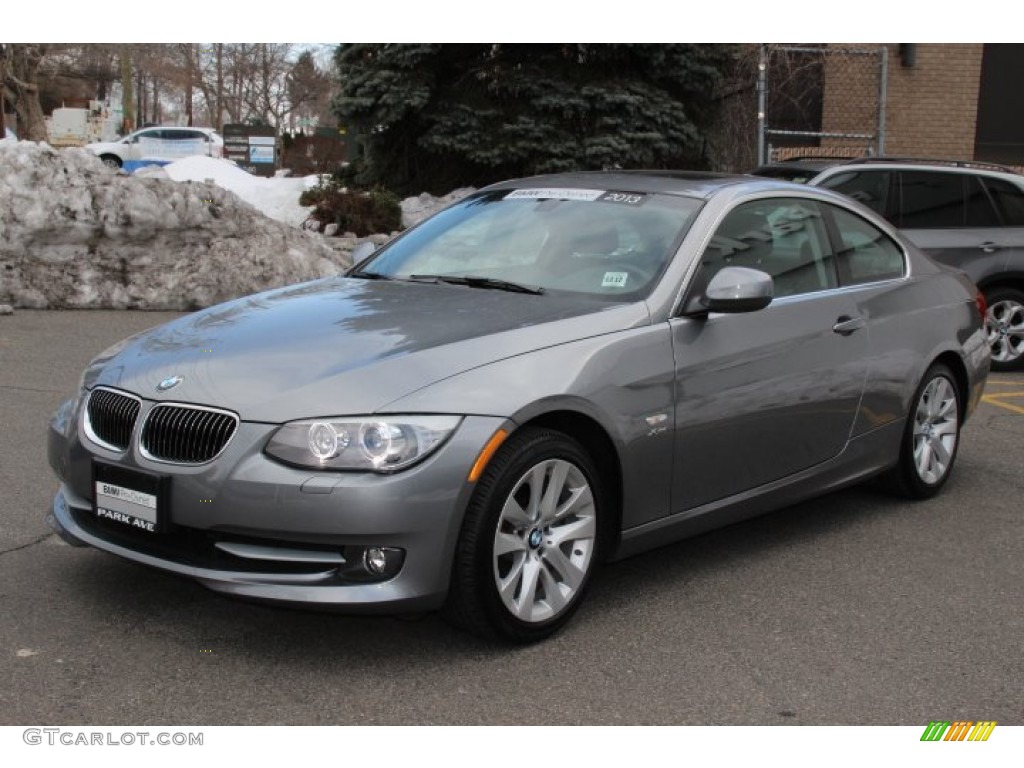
1,44,50,140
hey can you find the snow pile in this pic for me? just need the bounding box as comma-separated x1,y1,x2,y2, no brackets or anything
400,187,476,228
161,155,318,228
0,143,349,310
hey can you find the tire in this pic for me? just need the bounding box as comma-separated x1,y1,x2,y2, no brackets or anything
100,154,122,169
985,287,1024,371
444,427,604,643
878,364,961,499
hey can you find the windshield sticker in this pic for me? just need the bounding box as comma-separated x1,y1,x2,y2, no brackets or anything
505,188,606,202
598,191,649,206
602,272,629,288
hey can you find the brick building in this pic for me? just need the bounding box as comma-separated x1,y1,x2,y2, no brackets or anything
771,43,1024,165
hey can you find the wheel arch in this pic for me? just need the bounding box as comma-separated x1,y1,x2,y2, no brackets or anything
517,409,624,559
929,350,970,421
977,273,1024,296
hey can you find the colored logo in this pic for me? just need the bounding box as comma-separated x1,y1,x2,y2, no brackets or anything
920,721,996,742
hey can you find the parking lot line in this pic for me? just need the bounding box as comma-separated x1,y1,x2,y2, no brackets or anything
981,390,1024,415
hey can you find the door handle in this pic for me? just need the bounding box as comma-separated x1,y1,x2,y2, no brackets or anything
833,315,865,335
980,242,999,254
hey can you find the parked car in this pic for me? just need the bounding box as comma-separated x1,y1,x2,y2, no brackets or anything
3,126,16,141
753,157,1024,370
85,126,223,172
47,172,989,642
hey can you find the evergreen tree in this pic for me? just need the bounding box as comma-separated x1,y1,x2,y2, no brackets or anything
332,43,733,195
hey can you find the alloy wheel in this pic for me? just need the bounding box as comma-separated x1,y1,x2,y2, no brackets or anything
911,375,959,485
987,298,1024,366
492,458,596,623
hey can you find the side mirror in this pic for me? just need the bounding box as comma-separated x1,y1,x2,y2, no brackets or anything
702,266,774,313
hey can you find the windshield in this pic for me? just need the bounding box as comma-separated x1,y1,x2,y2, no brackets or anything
357,189,703,300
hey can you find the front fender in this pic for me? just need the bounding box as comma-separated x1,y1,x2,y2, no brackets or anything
381,325,678,530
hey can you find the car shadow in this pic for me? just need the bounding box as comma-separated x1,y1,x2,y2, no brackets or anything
64,481,919,665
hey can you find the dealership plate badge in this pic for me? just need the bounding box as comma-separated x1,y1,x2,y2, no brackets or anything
93,464,163,534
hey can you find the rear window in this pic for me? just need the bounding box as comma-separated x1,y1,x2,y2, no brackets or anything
983,177,1024,226
829,205,905,285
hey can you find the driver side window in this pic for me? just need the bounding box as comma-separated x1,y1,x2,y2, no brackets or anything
700,199,838,298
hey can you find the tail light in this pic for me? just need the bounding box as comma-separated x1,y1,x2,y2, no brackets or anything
975,289,987,323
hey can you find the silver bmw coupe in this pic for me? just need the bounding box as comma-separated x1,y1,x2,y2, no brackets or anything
47,172,990,642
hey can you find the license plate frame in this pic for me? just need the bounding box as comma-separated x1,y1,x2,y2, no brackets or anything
92,462,168,534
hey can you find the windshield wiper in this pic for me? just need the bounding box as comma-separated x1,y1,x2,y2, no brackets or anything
348,270,394,281
409,274,545,295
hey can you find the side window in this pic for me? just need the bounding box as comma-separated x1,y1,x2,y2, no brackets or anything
898,171,965,228
965,175,1001,226
982,177,1024,225
700,199,837,298
818,170,892,219
828,206,905,285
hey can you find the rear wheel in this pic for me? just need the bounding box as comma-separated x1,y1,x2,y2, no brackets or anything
879,364,961,499
445,427,603,643
985,287,1024,371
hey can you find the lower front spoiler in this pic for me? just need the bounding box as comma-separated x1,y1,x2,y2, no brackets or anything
48,486,449,614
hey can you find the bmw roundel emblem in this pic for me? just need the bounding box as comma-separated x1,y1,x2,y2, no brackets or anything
156,375,184,392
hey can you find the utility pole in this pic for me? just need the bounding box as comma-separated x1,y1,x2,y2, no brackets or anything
0,44,8,137
757,44,767,166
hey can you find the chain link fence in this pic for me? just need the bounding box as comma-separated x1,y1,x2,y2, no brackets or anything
760,44,888,164
708,44,889,171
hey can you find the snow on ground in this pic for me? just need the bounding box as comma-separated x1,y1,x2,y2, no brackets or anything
0,139,478,311
161,155,318,228
0,142,348,310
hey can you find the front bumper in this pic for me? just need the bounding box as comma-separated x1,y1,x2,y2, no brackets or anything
48,403,507,613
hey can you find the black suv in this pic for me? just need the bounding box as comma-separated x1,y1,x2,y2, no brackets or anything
752,157,1024,370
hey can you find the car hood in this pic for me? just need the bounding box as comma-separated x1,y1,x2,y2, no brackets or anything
87,277,650,422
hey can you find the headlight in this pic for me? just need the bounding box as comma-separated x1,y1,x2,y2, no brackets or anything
265,415,462,472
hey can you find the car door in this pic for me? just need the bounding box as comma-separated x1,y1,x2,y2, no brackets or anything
156,129,201,162
820,202,915,433
132,128,166,165
669,197,868,513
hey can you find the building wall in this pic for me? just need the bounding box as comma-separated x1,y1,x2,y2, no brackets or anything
882,43,984,158
803,44,984,161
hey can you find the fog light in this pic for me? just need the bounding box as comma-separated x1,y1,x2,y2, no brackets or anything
364,547,388,575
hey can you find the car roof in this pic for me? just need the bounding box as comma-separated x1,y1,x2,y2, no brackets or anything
482,170,764,200
134,126,219,133
753,157,848,173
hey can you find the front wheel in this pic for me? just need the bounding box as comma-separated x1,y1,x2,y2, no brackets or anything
444,427,603,643
99,154,122,170
878,364,961,499
985,287,1024,371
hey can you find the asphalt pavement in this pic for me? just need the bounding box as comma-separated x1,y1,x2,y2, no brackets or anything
1,310,1021,725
